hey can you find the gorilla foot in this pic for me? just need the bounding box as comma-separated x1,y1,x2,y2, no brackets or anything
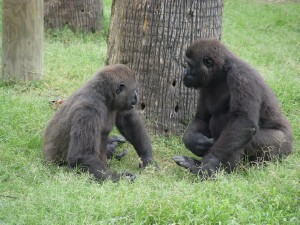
172,156,202,174
121,171,136,182
107,135,127,160
108,135,126,144
114,149,127,161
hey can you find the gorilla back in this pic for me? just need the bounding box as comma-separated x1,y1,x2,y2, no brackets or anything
43,64,153,182
173,39,292,178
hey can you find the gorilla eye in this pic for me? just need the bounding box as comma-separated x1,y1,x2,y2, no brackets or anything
116,83,125,95
203,57,213,68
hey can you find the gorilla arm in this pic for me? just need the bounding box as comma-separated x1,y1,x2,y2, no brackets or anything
201,115,257,175
116,109,154,167
183,93,214,157
200,71,261,176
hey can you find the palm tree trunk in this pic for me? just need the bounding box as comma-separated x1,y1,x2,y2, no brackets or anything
107,0,223,134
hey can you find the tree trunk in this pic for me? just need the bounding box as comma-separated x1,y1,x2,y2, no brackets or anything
2,0,43,82
107,0,223,134
44,0,103,33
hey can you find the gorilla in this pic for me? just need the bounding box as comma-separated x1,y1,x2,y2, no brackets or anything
173,39,292,178
43,64,153,182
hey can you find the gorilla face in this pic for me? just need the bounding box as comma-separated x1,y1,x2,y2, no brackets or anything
115,81,138,110
183,39,228,89
183,55,214,88
183,57,196,87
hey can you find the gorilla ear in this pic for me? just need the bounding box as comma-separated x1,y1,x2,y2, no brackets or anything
203,57,214,68
116,83,125,95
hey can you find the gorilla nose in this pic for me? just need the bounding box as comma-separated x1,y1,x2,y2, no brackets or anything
131,94,137,106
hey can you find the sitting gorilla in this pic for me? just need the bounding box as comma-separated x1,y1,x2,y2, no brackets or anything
173,39,292,178
43,64,153,182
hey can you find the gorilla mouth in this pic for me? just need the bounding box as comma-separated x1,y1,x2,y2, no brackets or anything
123,105,135,111
131,98,137,108
131,101,137,108
127,104,135,110
183,76,194,87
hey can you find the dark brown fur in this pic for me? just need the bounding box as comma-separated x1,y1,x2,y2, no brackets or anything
43,64,153,182
173,39,292,178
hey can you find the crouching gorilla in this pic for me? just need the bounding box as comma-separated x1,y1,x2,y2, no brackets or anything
173,39,292,178
43,64,153,182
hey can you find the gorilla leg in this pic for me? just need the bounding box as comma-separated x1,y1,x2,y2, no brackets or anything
98,135,134,181
67,113,134,182
68,141,134,182
244,128,292,162
69,153,117,181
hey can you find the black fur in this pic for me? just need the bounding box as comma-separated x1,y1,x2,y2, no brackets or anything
173,39,292,178
43,64,153,182
106,135,127,160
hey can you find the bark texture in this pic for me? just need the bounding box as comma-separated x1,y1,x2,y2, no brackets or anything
2,0,44,82
107,0,223,134
44,0,103,32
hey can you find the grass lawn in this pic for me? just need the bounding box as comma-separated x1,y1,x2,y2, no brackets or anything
0,0,299,224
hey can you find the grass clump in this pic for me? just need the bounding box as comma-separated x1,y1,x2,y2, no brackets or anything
0,0,299,224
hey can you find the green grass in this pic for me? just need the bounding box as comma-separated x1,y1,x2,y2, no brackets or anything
0,0,299,224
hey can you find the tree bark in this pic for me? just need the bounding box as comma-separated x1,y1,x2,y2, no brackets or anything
2,0,44,82
44,0,103,33
107,0,223,134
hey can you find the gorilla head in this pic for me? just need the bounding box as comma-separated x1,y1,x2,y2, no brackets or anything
183,39,227,88
113,76,138,111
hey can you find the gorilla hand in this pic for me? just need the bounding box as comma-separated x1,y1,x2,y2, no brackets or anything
183,133,214,157
196,154,221,178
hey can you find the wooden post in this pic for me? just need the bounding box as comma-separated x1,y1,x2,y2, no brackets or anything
2,0,43,82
